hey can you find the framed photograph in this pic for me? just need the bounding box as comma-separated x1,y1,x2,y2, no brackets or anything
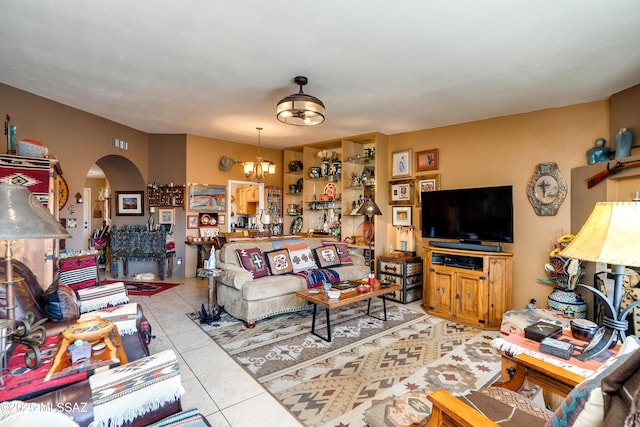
218,214,226,225
389,179,414,205
158,207,175,225
415,173,441,205
392,206,412,227
188,185,226,212
392,149,412,178
416,149,439,172
66,218,78,228
187,215,199,229
115,191,144,216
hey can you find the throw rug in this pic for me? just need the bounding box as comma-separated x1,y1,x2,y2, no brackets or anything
188,301,502,427
101,280,180,296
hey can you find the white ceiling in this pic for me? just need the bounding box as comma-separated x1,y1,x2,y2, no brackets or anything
2,1,640,149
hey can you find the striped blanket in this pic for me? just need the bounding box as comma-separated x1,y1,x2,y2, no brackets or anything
90,349,184,427
292,268,340,288
77,282,129,313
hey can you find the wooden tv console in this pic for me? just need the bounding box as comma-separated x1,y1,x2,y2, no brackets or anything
422,245,513,329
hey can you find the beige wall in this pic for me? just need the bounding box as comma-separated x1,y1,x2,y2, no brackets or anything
0,82,622,312
389,101,610,309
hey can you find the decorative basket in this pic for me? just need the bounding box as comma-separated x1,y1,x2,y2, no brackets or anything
17,139,49,157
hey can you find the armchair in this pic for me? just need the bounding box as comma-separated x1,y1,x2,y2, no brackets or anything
427,337,640,427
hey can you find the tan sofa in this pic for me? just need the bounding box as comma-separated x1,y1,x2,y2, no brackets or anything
216,238,370,327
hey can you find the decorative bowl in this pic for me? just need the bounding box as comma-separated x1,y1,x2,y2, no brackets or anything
380,279,392,287
309,167,322,179
327,290,341,299
288,160,303,172
357,284,368,293
570,318,598,342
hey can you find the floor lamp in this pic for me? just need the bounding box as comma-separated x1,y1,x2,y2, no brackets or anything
560,201,640,361
0,184,71,321
356,199,382,273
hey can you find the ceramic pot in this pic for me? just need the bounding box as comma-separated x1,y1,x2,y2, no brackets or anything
548,287,587,318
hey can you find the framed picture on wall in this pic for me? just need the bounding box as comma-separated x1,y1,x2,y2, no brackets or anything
188,185,226,212
187,215,199,229
392,206,412,227
416,149,439,172
389,179,414,205
415,174,441,205
115,191,144,216
392,149,412,178
158,208,175,225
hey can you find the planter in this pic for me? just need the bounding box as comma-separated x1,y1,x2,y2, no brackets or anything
548,287,587,319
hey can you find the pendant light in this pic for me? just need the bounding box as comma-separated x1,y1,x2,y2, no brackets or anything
242,127,275,181
276,76,325,126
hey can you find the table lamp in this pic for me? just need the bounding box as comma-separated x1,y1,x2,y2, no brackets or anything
0,183,71,321
356,199,382,273
560,201,640,360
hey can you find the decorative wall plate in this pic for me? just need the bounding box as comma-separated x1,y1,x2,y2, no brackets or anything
527,162,567,216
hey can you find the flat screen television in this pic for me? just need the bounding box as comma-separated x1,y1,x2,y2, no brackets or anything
421,185,513,251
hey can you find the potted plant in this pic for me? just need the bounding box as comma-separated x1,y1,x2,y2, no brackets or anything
538,234,587,318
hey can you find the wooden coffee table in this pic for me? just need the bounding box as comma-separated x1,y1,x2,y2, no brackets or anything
296,279,402,342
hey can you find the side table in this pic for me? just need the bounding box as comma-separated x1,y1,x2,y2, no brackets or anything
377,253,423,304
196,268,224,323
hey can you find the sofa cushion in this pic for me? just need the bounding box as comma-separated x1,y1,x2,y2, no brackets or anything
323,241,353,265
273,240,318,272
236,247,270,279
241,274,308,301
313,245,341,268
265,248,294,275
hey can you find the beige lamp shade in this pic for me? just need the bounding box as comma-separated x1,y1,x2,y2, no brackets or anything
560,202,640,267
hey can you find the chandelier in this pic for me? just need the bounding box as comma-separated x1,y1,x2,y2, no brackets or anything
242,127,276,181
276,76,325,126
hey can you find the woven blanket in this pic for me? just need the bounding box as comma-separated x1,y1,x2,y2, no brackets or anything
491,331,618,378
89,349,184,427
86,303,138,335
78,282,129,313
292,267,340,288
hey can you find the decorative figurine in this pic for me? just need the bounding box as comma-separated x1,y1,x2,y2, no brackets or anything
586,138,611,164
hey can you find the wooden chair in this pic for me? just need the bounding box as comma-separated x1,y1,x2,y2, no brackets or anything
426,339,640,427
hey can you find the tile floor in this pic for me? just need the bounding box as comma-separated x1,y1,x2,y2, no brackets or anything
128,275,304,426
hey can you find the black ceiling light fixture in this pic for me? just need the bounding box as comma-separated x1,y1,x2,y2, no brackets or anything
276,76,325,126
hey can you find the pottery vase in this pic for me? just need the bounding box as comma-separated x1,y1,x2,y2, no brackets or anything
548,287,587,318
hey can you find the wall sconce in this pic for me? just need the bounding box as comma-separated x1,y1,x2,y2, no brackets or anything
75,192,83,203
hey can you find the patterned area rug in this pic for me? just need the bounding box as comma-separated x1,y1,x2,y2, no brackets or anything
102,280,180,296
188,301,501,427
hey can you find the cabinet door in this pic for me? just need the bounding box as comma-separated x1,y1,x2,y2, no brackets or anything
487,257,511,328
236,188,247,214
455,271,485,326
428,268,454,317
247,186,260,202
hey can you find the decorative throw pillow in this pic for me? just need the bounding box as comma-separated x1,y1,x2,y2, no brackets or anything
546,345,637,426
236,247,270,279
265,249,294,275
313,245,341,268
45,283,79,321
323,241,353,265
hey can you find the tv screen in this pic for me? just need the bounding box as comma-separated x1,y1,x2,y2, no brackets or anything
421,185,514,244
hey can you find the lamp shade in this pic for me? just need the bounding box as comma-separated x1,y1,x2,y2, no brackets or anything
356,199,382,217
560,201,640,267
276,76,325,126
0,183,71,240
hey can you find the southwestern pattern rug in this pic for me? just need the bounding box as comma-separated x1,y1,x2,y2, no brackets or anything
102,280,180,296
188,301,501,427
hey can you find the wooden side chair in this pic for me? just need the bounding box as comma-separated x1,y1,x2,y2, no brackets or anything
426,337,640,427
